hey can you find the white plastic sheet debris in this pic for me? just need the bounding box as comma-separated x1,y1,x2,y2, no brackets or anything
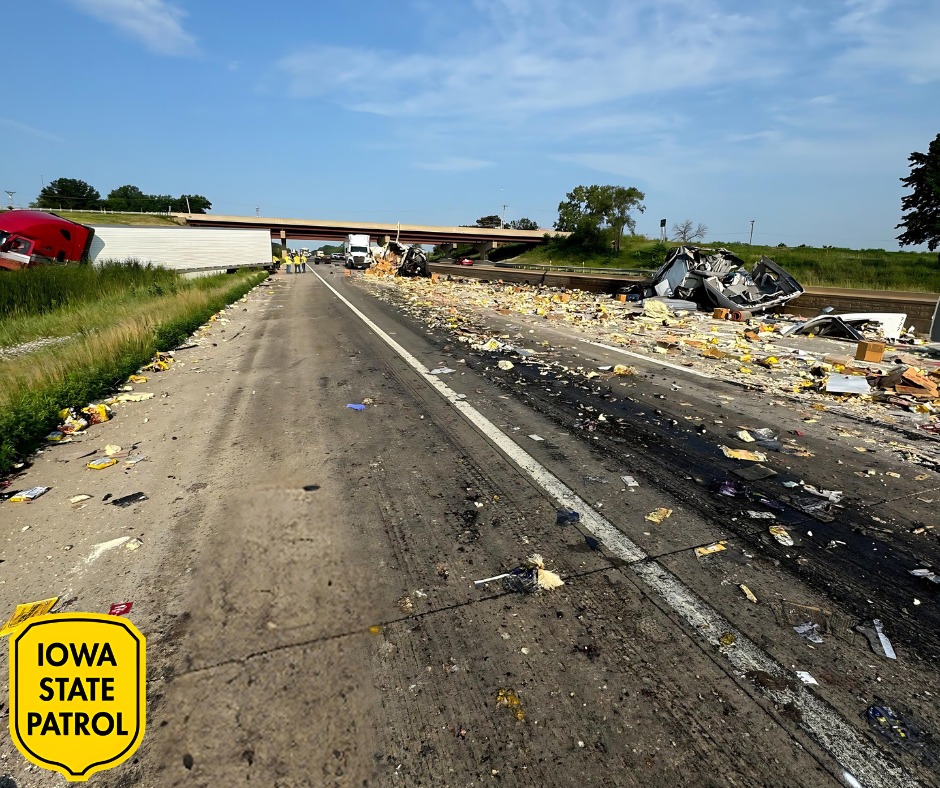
430,367,456,375
801,484,844,503
825,374,872,395
795,671,819,686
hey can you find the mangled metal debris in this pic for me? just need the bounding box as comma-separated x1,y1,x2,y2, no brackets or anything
781,312,908,342
378,240,431,278
624,245,804,314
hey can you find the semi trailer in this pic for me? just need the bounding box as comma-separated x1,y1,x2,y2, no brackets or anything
0,210,271,275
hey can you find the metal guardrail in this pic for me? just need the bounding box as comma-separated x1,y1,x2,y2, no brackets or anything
490,261,654,276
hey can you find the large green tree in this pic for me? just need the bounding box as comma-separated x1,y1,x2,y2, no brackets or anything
897,133,940,252
105,184,149,211
475,214,502,228
555,184,645,252
175,194,211,213
36,178,101,210
507,217,539,230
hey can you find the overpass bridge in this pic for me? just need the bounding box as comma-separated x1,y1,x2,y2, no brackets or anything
175,213,559,258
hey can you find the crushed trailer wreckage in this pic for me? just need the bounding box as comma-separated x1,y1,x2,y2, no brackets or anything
373,241,431,278
624,245,804,314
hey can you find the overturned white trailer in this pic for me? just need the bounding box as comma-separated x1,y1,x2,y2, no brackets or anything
88,225,272,277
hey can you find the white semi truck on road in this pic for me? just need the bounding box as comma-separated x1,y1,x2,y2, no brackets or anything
344,234,372,269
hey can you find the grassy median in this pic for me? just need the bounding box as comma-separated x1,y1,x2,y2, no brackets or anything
0,266,267,472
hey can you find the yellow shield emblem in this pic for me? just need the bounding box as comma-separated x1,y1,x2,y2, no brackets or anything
9,614,146,782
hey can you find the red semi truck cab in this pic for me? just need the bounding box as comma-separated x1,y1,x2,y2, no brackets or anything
0,210,95,270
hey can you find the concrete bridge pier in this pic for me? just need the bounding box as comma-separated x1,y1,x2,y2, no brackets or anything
475,240,497,261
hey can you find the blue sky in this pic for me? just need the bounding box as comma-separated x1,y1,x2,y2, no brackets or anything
3,0,938,248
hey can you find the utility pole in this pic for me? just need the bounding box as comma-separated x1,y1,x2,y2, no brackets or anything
4,191,15,209
749,220,755,245
185,196,192,214
255,207,260,217
501,204,508,228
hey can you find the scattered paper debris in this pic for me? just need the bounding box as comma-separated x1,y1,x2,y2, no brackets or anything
0,597,59,637
720,446,768,462
695,541,727,558
645,507,673,524
9,486,50,502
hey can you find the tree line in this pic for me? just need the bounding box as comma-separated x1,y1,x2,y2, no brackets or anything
34,178,211,214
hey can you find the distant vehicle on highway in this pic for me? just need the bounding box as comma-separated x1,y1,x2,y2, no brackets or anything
457,257,473,266
344,234,372,269
331,252,343,261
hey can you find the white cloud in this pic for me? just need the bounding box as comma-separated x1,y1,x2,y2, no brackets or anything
69,0,198,56
725,130,784,144
414,157,494,172
834,0,940,83
0,118,66,144
276,2,775,120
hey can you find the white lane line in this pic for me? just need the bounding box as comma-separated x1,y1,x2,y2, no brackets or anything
315,271,917,788
586,341,712,378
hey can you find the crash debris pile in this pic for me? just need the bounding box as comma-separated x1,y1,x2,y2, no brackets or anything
359,272,940,438
623,246,804,313
366,241,431,278
366,245,401,277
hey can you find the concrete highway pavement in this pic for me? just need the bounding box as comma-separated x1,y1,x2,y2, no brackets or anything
1,271,936,787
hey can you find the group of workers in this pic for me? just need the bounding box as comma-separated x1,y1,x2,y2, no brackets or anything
273,251,307,274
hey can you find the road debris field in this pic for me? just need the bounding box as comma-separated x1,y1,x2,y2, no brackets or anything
1,266,939,787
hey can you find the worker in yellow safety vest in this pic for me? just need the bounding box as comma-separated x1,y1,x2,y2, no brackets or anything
284,251,292,274
294,253,303,274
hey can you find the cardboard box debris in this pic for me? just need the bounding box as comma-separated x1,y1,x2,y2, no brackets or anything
855,341,885,363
